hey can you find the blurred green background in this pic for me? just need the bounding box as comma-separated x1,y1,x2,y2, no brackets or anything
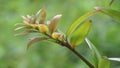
0,0,120,68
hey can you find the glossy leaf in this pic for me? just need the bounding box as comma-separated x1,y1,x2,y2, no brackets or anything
85,38,101,67
70,20,92,47
48,14,62,33
108,58,120,62
27,37,48,49
101,8,120,22
66,10,100,38
98,57,110,68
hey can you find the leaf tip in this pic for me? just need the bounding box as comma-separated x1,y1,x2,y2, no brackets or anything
53,14,62,19
94,7,102,11
35,9,41,17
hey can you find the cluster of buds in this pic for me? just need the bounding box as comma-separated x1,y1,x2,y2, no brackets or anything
52,32,64,40
22,7,49,33
15,7,65,45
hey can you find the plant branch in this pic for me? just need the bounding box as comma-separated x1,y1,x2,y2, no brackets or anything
63,42,95,68
44,33,95,68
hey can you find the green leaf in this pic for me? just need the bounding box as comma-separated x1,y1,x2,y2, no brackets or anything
27,37,48,49
98,57,110,68
48,14,62,33
108,58,120,62
85,38,101,67
70,20,92,46
101,8,120,22
66,10,100,38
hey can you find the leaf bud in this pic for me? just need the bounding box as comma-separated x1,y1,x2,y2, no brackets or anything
52,32,64,40
31,24,38,29
38,24,48,33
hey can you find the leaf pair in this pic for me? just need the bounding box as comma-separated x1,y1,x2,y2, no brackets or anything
66,7,120,48
66,9,101,47
66,9,101,38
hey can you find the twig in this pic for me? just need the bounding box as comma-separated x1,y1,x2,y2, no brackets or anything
63,42,95,68
45,33,95,68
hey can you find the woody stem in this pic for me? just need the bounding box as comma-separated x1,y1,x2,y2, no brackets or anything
63,42,95,68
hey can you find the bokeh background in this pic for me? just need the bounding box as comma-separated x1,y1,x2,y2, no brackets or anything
0,0,120,68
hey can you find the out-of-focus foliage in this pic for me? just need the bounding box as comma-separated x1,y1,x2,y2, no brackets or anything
0,0,120,68
101,8,120,22
98,57,110,68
